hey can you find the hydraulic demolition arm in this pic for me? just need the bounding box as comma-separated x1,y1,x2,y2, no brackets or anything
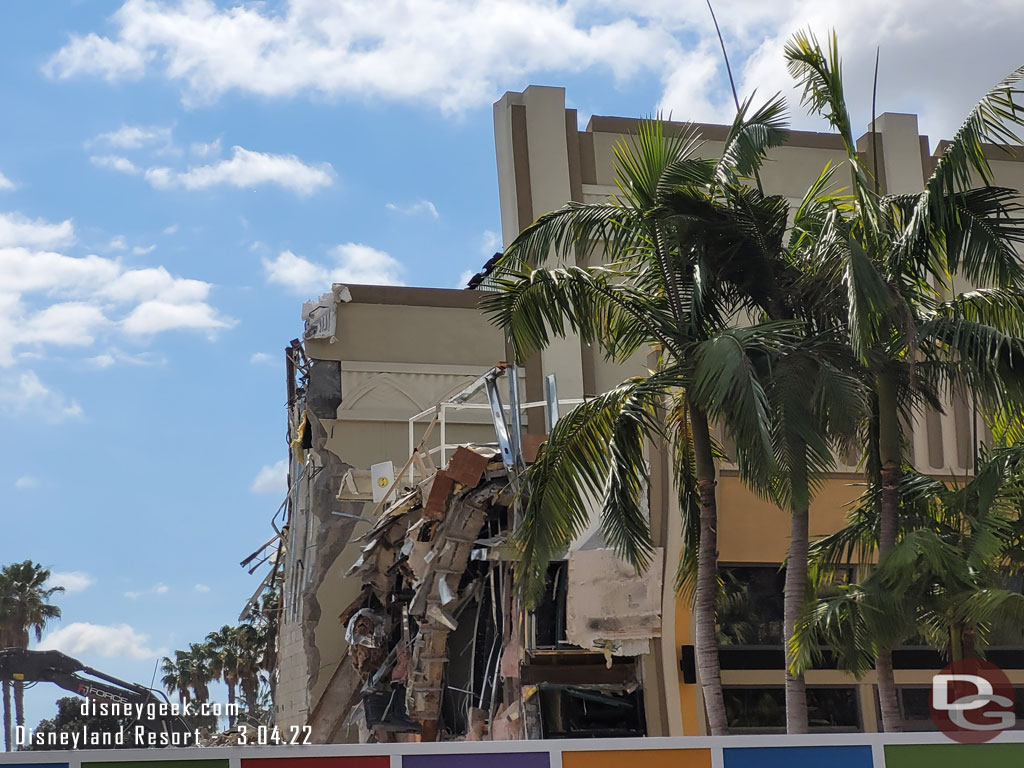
0,648,192,737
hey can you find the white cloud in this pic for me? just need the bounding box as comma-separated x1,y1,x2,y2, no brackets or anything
86,348,164,368
0,171,16,191
194,583,211,593
90,155,140,175
0,218,233,367
162,224,178,235
93,124,173,150
263,243,404,294
456,269,476,288
41,0,1024,138
124,582,169,599
38,622,165,660
190,138,221,158
250,351,274,366
108,235,128,251
0,212,74,249
145,146,334,196
46,571,95,593
133,244,156,255
43,0,679,113
14,475,37,490
251,458,288,495
0,370,83,422
386,200,439,219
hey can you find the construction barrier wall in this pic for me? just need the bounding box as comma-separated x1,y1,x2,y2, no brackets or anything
3,733,1024,768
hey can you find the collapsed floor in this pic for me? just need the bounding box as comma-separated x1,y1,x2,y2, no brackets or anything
304,441,664,743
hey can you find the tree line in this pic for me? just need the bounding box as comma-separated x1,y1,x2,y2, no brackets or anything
0,559,280,750
482,29,1024,733
158,587,279,730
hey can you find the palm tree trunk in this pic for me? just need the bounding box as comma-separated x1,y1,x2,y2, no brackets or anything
874,373,902,732
12,682,23,733
784,504,810,733
689,403,728,735
2,681,11,752
227,681,237,728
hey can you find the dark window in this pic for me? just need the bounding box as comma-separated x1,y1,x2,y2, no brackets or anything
718,566,785,646
537,685,645,738
725,687,860,732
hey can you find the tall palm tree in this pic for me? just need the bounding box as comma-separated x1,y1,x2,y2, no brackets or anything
782,30,1024,730
206,626,241,728
0,561,63,743
483,105,796,735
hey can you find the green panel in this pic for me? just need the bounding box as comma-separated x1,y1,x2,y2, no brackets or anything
85,761,228,768
885,743,1024,768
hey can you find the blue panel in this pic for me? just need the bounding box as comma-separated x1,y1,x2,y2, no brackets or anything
724,745,873,768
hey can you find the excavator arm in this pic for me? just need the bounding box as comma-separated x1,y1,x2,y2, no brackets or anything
0,648,192,737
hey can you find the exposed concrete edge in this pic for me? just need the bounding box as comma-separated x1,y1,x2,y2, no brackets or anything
345,284,485,309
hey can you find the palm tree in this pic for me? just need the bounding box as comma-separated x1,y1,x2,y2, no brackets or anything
206,626,241,728
793,445,1024,695
236,623,264,719
0,561,63,745
781,30,1024,730
483,105,797,735
160,653,193,707
183,643,214,706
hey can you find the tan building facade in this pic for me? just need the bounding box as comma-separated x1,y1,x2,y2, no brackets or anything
272,85,1024,739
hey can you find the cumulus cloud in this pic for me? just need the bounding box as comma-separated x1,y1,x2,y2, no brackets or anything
0,171,15,191
46,571,95,593
0,217,233,367
41,0,1024,137
263,243,404,294
144,146,333,196
194,583,211,593
0,212,74,249
250,352,274,365
38,622,165,660
42,0,679,113
14,476,37,490
251,458,288,495
386,200,439,219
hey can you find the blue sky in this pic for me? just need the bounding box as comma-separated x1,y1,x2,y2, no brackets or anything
1,0,1021,729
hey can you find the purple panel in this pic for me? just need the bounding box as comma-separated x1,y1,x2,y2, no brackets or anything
404,753,549,768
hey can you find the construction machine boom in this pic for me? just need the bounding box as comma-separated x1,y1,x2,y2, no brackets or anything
0,648,192,739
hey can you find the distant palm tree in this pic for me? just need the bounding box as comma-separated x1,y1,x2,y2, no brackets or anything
0,561,63,747
183,643,214,706
160,653,192,707
206,626,241,727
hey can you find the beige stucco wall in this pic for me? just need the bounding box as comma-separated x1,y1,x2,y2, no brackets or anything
278,285,509,732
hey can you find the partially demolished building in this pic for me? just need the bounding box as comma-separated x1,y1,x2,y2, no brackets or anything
261,86,1024,740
